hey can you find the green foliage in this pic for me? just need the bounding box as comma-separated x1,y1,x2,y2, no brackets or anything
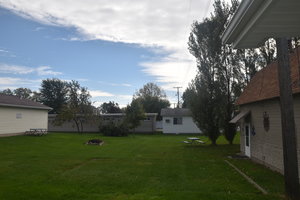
125,99,145,130
134,82,170,120
186,0,239,144
40,78,68,114
0,88,13,95
0,88,41,102
100,121,129,137
183,77,222,145
99,101,122,113
13,87,32,99
135,82,167,99
54,80,97,133
186,0,279,145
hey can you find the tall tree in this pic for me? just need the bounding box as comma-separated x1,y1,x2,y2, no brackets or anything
134,82,170,120
186,0,278,144
55,80,95,133
40,78,68,114
259,38,277,67
13,88,32,99
0,88,13,95
124,99,145,132
135,82,167,99
183,76,223,145
187,0,240,144
31,91,42,102
99,101,122,113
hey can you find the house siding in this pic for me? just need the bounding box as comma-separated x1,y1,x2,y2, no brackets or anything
239,96,300,175
48,116,99,132
134,118,156,133
48,114,157,133
162,116,201,134
0,106,48,135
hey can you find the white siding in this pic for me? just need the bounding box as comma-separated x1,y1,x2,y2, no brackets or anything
162,116,201,134
0,106,48,135
239,95,300,175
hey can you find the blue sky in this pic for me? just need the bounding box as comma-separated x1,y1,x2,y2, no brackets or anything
0,0,214,107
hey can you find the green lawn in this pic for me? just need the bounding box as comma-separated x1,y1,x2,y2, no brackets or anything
0,133,284,200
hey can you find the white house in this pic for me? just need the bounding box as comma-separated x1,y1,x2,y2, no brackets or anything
0,94,52,136
161,108,201,134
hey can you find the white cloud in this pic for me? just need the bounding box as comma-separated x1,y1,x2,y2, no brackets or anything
89,90,114,97
98,81,132,87
0,77,41,89
0,63,62,76
0,0,215,91
0,64,34,74
36,66,62,75
141,51,198,91
117,95,132,100
0,77,23,85
0,49,9,53
92,101,103,108
121,83,132,87
33,26,45,31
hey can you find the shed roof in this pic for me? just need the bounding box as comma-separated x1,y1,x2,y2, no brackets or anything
161,108,192,117
236,48,300,105
0,94,52,110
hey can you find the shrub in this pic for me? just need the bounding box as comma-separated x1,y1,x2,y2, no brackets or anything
100,122,129,137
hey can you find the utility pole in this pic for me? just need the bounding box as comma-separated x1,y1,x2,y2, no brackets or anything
276,37,300,200
173,87,182,108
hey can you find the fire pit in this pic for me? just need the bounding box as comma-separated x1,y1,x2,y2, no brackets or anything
86,139,104,145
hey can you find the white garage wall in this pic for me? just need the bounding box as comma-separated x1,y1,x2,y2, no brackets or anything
162,116,201,134
0,106,48,135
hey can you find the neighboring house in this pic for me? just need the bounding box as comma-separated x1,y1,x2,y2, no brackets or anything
48,113,157,133
48,114,99,132
161,108,201,134
0,94,51,136
230,48,300,174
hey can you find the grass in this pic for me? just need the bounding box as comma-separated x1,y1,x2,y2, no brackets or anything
0,133,285,200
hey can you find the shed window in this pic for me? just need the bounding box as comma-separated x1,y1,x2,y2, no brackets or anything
16,113,22,119
144,117,151,121
165,119,170,123
173,117,182,125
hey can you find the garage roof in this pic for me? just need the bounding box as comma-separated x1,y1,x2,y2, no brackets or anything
161,108,192,117
0,94,52,110
236,48,300,105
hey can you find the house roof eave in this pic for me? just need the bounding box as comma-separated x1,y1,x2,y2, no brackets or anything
222,0,300,48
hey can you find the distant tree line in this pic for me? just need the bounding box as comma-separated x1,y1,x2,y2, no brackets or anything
1,80,170,135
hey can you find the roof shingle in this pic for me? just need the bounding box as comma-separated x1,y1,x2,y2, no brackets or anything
161,108,192,117
0,94,52,110
237,48,300,105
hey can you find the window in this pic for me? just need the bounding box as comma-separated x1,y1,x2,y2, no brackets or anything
165,119,170,123
144,117,151,121
16,113,22,119
173,117,182,125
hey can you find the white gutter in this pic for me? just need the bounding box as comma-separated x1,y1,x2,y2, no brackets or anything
0,103,52,110
222,0,276,48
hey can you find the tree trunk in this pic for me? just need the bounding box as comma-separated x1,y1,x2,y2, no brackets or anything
73,119,80,133
80,119,83,133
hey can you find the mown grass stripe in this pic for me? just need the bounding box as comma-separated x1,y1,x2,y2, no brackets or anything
225,159,268,195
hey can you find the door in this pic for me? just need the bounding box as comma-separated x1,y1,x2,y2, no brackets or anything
245,124,251,157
